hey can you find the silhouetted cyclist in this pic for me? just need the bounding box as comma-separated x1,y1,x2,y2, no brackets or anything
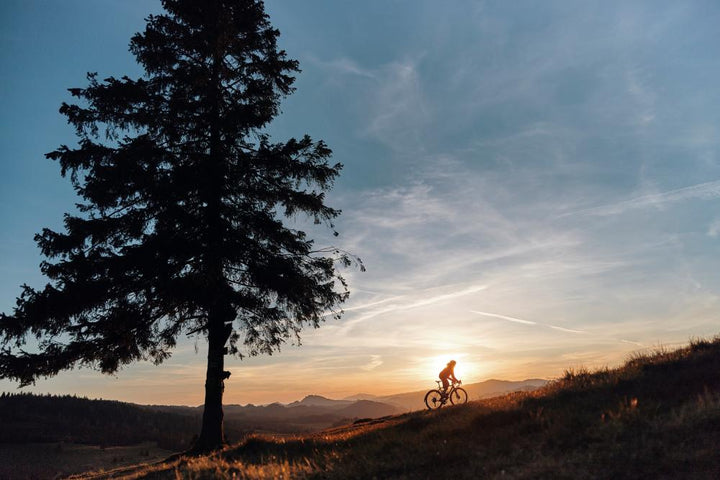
439,360,458,393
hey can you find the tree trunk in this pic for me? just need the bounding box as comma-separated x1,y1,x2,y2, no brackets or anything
193,1,230,453
194,315,231,452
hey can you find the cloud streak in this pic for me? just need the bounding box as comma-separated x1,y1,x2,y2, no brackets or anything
562,180,720,218
470,310,585,334
343,284,488,326
306,55,376,79
469,310,536,325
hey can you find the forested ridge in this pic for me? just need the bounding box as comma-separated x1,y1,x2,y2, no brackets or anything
0,393,215,450
0,392,393,452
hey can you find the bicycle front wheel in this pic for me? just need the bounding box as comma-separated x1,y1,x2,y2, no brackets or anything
424,389,444,410
450,387,468,405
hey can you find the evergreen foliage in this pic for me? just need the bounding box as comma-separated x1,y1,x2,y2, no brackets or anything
0,0,359,450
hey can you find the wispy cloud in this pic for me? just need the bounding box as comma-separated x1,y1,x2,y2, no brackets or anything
624,65,656,127
561,180,720,218
306,55,376,79
343,284,488,326
360,355,383,371
363,59,429,151
708,218,720,238
307,55,429,153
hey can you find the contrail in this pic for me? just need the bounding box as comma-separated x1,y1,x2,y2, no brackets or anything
335,284,489,327
469,311,655,349
402,284,488,311
340,296,405,313
469,310,536,325
470,310,585,334
549,325,585,334
320,295,404,318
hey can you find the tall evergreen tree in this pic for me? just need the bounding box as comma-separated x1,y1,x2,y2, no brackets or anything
0,0,359,451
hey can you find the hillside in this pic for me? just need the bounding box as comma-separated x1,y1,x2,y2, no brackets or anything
74,336,720,479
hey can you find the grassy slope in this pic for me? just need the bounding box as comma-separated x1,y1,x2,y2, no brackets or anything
75,336,720,479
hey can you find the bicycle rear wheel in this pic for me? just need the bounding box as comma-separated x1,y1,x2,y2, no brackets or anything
450,387,468,405
424,389,444,410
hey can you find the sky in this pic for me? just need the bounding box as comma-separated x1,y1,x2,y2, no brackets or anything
1,0,719,406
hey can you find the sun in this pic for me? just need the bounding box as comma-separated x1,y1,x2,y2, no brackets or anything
428,353,472,382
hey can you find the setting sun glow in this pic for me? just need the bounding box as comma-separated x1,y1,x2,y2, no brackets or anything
428,354,470,383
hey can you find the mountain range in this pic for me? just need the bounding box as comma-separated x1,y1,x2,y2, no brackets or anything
209,378,548,432
217,377,546,414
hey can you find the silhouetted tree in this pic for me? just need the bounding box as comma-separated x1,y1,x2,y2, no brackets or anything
0,0,359,452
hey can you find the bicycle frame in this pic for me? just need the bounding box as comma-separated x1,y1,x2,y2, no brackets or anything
426,379,466,409
436,379,462,395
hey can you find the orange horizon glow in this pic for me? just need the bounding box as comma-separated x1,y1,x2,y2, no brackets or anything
0,340,659,407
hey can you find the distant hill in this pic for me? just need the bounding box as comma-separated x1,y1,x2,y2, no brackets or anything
286,394,353,408
375,378,548,411
75,335,720,479
220,396,400,433
342,393,379,401
334,400,398,419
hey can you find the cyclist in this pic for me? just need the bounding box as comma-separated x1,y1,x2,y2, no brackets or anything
439,360,459,393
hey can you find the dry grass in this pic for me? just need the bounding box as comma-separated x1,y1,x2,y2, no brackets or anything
71,335,720,479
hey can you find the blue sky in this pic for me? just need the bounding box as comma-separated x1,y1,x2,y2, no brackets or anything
1,1,719,405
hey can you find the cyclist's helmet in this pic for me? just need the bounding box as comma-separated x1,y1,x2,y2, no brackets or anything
448,360,456,367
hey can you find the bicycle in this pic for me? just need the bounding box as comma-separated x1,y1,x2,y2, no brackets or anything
424,379,468,410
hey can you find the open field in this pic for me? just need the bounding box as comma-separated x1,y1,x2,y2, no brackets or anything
61,336,720,479
0,442,172,480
